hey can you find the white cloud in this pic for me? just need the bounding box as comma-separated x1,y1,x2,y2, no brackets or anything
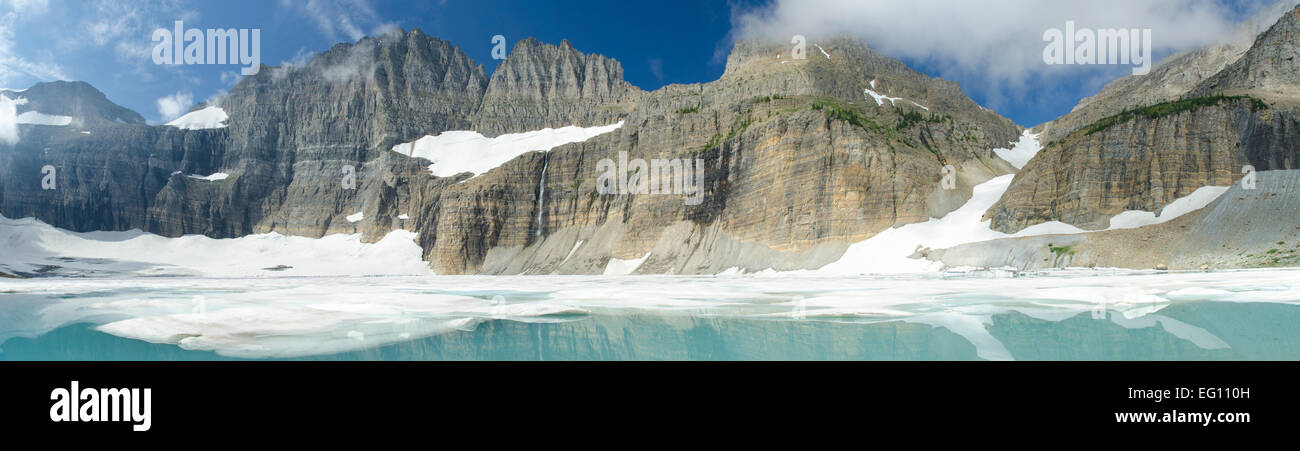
86,1,142,46
371,22,401,38
203,89,227,107
0,93,19,145
732,0,1296,109
156,91,193,122
280,47,316,67
219,71,240,85
316,38,377,84
2,0,48,14
0,1,67,86
279,0,386,42
648,58,664,82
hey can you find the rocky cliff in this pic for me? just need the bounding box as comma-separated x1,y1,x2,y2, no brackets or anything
0,31,1024,275
988,4,1300,234
935,170,1300,271
1034,1,1297,144
1190,4,1300,99
472,38,642,136
457,35,1021,274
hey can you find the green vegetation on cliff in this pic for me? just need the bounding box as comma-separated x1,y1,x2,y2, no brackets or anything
1081,95,1269,137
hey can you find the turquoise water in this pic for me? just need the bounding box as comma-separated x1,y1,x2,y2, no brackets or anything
3,270,1300,361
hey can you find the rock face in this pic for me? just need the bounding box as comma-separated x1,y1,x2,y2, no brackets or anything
0,31,1023,275
935,170,1300,271
2,30,489,239
205,29,490,238
989,99,1296,232
455,35,1021,274
472,38,642,136
989,5,1300,233
1034,43,1248,145
1033,2,1296,144
1190,4,1300,99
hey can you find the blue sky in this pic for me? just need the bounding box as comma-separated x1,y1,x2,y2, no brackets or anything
0,0,1290,128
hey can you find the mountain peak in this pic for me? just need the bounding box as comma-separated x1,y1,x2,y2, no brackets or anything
5,80,145,125
1190,3,1300,100
473,37,638,135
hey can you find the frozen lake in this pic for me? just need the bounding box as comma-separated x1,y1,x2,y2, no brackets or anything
3,269,1299,360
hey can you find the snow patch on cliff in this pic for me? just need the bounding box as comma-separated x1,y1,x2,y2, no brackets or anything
186,172,229,181
166,106,229,130
392,121,624,178
1107,186,1229,230
604,252,650,275
16,111,73,126
820,133,1228,275
992,131,1041,169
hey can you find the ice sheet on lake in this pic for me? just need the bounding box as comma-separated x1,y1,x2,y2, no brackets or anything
0,214,432,278
4,268,1299,359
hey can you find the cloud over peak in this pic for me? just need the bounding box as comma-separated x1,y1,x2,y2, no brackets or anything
732,0,1296,115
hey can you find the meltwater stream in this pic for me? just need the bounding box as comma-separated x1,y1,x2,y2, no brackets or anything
2,269,1299,360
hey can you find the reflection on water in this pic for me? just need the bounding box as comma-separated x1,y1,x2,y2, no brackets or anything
2,270,1300,361
2,303,1299,361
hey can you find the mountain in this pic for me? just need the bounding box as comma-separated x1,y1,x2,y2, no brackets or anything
1189,4,1300,99
0,30,1024,275
472,38,641,136
986,4,1300,234
933,170,1300,271
1033,1,1298,144
423,34,1022,274
3,81,146,126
